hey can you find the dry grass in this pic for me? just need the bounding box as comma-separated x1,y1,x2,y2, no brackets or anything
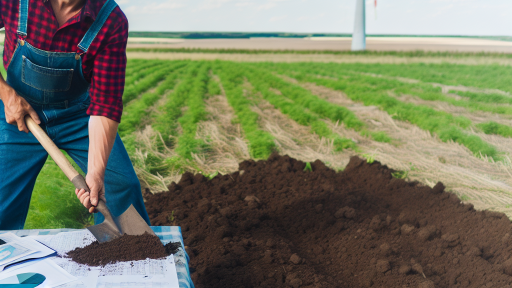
301,82,512,216
194,93,251,174
132,126,182,192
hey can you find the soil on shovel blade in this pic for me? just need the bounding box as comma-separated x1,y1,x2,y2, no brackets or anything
67,233,180,266
145,154,512,288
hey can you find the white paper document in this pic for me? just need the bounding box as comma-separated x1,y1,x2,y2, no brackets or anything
0,242,33,266
33,231,97,256
51,257,100,288
0,258,76,288
2,230,180,288
0,233,56,271
0,233,40,268
98,255,179,288
97,257,178,288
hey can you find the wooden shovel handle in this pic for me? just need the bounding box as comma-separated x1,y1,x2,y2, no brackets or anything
25,115,80,182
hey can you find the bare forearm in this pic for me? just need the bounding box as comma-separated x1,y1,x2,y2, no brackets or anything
75,113,119,211
0,73,9,99
88,116,118,178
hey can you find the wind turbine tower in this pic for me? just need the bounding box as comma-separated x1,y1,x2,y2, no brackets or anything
351,0,366,51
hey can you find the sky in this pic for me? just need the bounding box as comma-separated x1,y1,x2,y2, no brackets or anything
117,0,512,36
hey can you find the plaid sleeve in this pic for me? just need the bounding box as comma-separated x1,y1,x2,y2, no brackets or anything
0,2,5,29
87,12,128,123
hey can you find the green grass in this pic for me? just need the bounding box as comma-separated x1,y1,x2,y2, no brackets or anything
125,59,160,76
450,90,512,105
248,63,391,143
476,121,512,138
123,62,187,104
175,64,210,159
25,158,92,229
124,61,170,88
153,62,202,145
323,62,512,94
119,62,188,137
242,65,356,151
286,63,512,138
207,75,222,96
275,63,499,160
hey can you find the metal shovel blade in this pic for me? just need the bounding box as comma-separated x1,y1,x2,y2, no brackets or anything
87,203,155,243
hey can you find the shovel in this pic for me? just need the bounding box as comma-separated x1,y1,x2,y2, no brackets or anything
25,115,155,243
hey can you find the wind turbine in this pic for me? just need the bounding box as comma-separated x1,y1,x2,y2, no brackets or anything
351,0,366,51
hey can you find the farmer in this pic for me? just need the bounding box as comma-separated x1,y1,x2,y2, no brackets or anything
0,0,150,230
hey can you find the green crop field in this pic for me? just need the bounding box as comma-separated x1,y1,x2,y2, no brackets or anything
23,54,512,228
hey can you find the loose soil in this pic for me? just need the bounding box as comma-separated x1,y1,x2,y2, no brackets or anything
145,154,512,288
67,233,180,266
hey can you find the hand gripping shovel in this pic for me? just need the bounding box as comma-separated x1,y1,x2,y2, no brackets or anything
25,115,155,243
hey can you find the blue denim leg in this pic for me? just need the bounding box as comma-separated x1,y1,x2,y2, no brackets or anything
0,101,48,230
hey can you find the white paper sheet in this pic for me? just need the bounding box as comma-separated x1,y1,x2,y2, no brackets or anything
34,231,96,256
51,257,100,288
0,242,36,267
0,258,76,288
0,234,56,271
18,237,55,259
0,233,21,244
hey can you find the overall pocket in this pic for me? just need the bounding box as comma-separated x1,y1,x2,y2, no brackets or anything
21,56,73,92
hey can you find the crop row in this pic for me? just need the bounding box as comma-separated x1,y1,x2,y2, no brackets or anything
153,62,202,145
119,63,189,137
124,60,169,87
246,64,392,144
174,64,210,159
271,62,499,160
214,62,276,159
125,59,160,77
302,63,512,140
241,65,357,151
123,61,187,104
328,62,512,94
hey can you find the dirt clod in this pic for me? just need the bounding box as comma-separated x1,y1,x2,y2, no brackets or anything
67,233,179,266
144,154,512,288
290,253,302,265
376,259,391,273
417,226,436,242
401,224,415,235
503,259,512,276
418,279,435,288
399,265,412,275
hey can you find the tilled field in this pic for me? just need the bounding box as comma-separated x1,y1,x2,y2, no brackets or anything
145,154,512,288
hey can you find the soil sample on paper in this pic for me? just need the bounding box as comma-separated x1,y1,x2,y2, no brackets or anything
67,232,180,266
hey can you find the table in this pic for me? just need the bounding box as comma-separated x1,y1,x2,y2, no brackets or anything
0,226,194,288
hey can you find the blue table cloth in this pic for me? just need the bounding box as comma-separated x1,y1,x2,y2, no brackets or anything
0,226,194,288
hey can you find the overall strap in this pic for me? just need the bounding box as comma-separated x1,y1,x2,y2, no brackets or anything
17,0,29,37
77,0,118,53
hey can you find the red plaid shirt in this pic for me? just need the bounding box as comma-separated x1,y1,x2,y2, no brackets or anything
0,0,128,122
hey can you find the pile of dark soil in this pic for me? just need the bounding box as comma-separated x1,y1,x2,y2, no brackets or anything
67,233,180,266
145,154,512,288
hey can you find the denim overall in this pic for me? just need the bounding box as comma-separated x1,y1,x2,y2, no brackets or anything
0,0,150,229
